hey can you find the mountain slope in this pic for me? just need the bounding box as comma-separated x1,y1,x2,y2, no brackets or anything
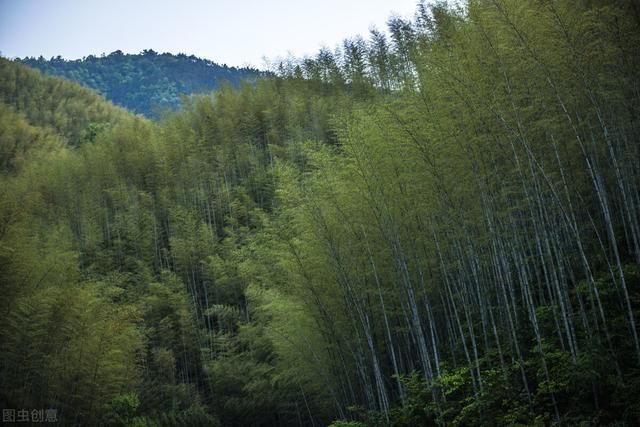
0,103,64,173
21,50,265,117
0,57,131,146
2,1,640,425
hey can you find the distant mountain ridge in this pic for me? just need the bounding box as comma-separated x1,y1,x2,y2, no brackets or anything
21,50,265,117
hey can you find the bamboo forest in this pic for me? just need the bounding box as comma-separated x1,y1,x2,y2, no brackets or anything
1,0,640,425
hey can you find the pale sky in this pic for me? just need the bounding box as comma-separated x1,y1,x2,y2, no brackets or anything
0,0,419,69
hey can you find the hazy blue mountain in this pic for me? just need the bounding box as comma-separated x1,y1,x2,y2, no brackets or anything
21,50,265,117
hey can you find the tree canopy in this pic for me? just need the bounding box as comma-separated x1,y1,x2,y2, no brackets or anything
20,50,265,118
1,0,640,425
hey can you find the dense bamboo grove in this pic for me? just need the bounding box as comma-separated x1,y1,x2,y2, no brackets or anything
1,0,639,425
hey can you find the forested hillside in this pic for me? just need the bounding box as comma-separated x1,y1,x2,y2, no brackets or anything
20,50,264,117
1,0,640,425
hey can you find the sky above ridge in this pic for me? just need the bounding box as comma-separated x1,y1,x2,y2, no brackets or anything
0,0,419,68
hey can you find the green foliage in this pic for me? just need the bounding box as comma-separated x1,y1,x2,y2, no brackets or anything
103,393,140,427
21,51,265,118
328,421,367,427
2,1,640,425
0,103,63,173
0,57,130,144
